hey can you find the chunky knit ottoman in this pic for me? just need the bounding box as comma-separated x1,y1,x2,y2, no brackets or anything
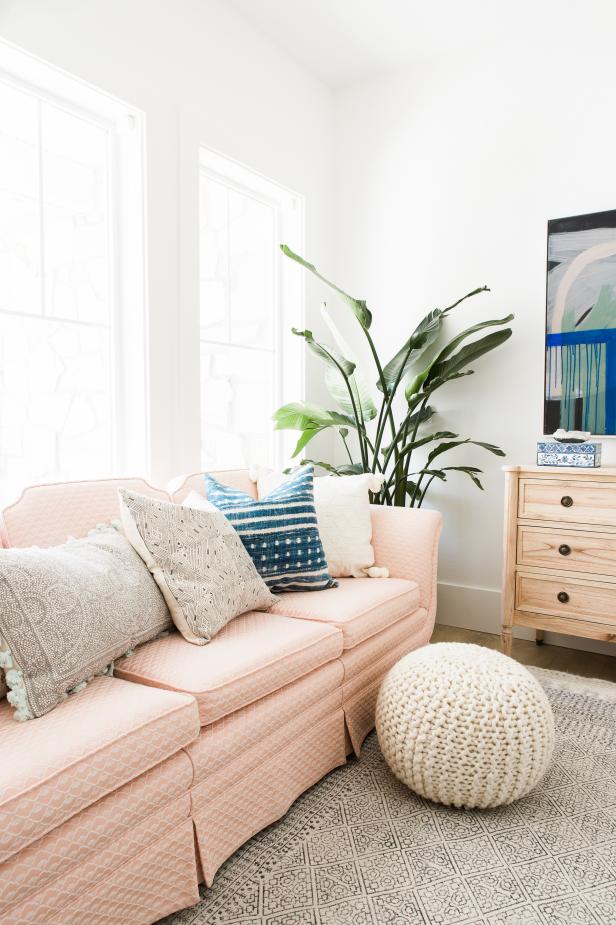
375,642,555,809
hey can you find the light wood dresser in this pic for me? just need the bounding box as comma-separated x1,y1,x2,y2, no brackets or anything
501,464,616,655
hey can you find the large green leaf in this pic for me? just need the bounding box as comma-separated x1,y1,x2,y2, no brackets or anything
292,328,355,378
295,459,341,474
423,369,475,392
441,465,484,490
296,459,365,476
413,316,512,397
431,314,513,367
336,463,365,475
381,291,496,397
411,468,447,481
272,402,355,432
281,245,372,329
426,328,512,385
321,304,377,421
407,403,435,427
404,366,431,401
291,428,325,458
398,431,458,459
378,308,443,394
427,438,505,465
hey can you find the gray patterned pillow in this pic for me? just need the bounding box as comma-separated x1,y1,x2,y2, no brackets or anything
0,527,172,721
119,489,278,645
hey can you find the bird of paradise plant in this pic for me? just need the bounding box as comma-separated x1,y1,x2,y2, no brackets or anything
273,245,513,507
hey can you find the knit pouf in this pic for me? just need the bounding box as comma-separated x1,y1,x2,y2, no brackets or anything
376,642,555,809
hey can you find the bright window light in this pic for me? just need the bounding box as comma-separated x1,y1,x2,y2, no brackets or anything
199,148,304,471
0,42,147,505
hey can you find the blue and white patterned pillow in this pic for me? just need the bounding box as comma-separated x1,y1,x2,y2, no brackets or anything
204,466,336,593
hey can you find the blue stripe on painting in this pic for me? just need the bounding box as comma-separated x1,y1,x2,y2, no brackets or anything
547,329,616,433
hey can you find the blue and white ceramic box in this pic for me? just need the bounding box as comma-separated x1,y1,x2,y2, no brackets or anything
537,441,602,467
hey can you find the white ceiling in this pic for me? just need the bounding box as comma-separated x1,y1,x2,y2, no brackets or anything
229,0,612,89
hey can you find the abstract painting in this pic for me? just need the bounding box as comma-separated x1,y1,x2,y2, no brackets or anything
545,209,616,435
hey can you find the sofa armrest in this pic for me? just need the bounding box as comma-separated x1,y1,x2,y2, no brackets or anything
370,505,442,619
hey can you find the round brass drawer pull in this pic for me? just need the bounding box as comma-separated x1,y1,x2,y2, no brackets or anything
558,544,571,556
560,495,573,507
557,591,570,604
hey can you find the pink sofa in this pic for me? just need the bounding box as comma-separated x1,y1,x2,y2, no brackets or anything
0,469,441,925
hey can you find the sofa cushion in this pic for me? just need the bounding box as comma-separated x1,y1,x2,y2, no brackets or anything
0,676,199,863
115,611,343,726
271,577,420,649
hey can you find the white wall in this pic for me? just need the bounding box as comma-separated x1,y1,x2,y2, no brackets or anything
334,34,616,653
0,0,336,484
3,3,615,653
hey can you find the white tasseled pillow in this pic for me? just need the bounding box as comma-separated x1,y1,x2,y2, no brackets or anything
249,465,388,579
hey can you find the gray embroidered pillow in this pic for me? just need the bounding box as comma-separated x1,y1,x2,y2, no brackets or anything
118,489,278,645
0,527,172,721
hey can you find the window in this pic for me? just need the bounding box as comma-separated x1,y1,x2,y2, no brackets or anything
0,42,146,504
199,148,304,471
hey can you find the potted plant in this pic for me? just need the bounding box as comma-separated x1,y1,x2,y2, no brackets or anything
273,246,513,507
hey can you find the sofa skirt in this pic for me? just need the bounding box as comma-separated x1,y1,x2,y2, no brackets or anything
193,709,347,886
341,607,433,755
0,750,195,925
47,820,198,925
3,807,198,925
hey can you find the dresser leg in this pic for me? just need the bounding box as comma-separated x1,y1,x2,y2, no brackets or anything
501,630,512,657
536,629,545,645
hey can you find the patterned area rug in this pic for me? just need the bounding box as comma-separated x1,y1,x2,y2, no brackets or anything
161,668,616,925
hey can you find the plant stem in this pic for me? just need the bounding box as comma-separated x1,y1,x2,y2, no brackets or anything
372,341,419,464
318,343,369,471
418,474,436,507
363,328,398,455
340,431,354,464
406,396,430,505
380,407,413,474
363,432,381,467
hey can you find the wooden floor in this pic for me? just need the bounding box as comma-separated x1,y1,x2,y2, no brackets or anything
432,624,616,683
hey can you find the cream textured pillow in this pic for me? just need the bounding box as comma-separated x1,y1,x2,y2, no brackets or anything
0,527,172,721
119,489,277,645
250,466,385,578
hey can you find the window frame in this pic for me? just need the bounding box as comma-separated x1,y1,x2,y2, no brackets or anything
0,39,148,497
199,145,305,470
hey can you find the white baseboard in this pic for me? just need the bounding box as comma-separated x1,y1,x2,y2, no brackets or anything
436,580,616,658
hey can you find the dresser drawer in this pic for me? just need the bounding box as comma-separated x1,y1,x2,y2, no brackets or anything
517,525,616,576
518,478,616,526
516,572,616,625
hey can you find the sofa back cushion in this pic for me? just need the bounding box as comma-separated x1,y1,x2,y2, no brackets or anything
169,469,257,504
0,477,168,549
0,527,172,720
